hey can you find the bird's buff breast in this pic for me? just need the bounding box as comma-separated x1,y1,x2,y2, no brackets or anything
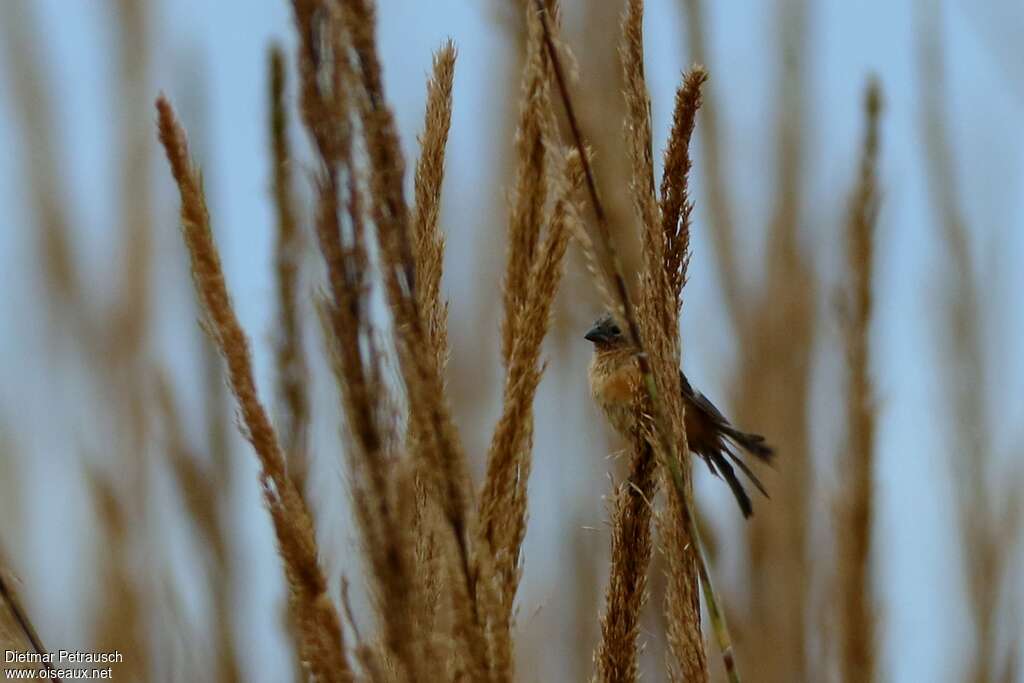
589,351,640,436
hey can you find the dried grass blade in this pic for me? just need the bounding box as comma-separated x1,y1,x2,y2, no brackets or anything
408,40,458,672
501,6,551,366
534,2,732,680
156,96,351,683
412,41,457,376
269,45,311,499
593,443,657,683
339,0,477,581
479,151,583,679
836,78,881,683
659,68,708,302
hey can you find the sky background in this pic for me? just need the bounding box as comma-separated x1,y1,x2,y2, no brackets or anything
1,1,1022,681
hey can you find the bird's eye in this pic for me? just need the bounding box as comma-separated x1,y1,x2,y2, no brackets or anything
610,325,621,336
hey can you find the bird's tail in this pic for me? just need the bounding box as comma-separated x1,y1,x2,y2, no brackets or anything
705,451,753,518
722,425,774,464
702,435,772,518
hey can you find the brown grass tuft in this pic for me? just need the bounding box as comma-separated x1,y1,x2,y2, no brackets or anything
659,68,708,300
6,2,1023,682
917,8,1022,679
620,0,657,223
622,2,707,678
836,77,882,683
536,0,716,678
155,95,352,683
408,40,459,678
269,45,311,500
480,0,553,598
412,40,457,378
479,149,584,678
501,6,552,367
338,1,477,587
682,2,817,678
290,4,486,678
593,443,657,683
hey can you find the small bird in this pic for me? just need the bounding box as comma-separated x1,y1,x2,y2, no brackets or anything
585,313,774,517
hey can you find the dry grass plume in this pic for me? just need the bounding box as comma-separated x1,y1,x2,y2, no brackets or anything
4,1,1019,682
836,78,882,683
156,96,352,683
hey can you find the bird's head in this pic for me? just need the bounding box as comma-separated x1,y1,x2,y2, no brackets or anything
584,313,628,350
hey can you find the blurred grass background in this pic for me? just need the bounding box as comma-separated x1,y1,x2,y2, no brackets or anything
0,0,1022,681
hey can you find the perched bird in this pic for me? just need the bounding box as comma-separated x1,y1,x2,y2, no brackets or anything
585,313,774,517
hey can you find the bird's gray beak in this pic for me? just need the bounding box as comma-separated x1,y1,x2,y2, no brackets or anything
584,324,607,343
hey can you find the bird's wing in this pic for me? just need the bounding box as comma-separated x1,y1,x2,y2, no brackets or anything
679,370,774,464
